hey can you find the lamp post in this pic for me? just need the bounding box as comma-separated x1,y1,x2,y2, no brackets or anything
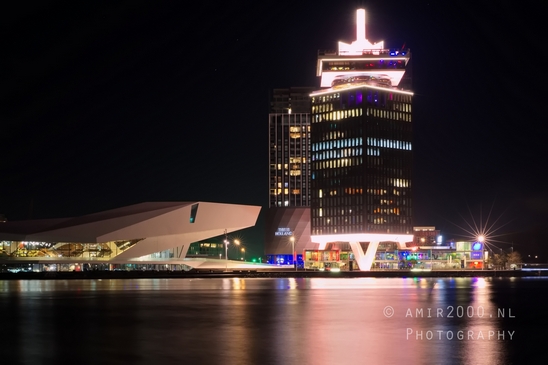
477,235,485,270
234,240,241,261
234,240,240,260
290,236,296,271
224,239,229,272
241,248,245,261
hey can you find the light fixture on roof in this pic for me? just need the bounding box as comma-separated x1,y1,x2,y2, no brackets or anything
338,9,384,56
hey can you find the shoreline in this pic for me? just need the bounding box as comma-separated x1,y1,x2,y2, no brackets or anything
0,269,544,280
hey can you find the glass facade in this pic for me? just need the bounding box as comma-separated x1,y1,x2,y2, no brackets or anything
0,239,144,259
187,242,224,257
0,240,225,272
269,113,311,207
270,87,313,114
322,59,407,72
269,87,314,208
310,87,413,235
0,240,225,262
266,254,304,268
300,244,485,271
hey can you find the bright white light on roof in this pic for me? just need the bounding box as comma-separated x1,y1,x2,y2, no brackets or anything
311,233,414,247
338,9,384,56
310,84,413,97
356,9,365,41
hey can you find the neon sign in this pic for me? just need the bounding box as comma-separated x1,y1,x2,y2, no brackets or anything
275,228,293,236
471,251,483,260
472,242,483,251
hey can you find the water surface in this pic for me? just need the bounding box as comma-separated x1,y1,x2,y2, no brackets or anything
1,277,544,364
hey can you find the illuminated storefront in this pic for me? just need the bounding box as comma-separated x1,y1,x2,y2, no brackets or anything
296,241,486,271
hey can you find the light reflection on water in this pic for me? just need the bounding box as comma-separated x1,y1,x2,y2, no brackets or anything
0,277,544,365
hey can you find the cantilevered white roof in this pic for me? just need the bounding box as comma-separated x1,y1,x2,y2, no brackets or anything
0,202,261,261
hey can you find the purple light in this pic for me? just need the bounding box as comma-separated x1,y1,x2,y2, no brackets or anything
471,251,482,260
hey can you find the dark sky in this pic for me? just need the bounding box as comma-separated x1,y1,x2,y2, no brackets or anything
2,1,547,258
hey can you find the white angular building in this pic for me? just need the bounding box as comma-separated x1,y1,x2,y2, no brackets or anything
0,201,265,270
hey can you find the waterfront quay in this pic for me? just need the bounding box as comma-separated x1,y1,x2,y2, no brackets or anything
0,269,541,280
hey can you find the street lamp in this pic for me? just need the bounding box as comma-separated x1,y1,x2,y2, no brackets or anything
224,239,229,272
224,239,241,271
241,248,245,261
234,240,241,261
477,235,485,270
290,236,296,271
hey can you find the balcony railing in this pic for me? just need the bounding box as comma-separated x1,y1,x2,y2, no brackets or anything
318,49,411,56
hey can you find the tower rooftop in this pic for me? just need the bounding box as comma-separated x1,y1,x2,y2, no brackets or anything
316,9,411,89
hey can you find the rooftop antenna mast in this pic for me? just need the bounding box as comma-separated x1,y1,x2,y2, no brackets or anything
356,8,366,41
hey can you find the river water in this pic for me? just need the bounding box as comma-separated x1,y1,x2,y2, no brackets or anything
0,277,544,364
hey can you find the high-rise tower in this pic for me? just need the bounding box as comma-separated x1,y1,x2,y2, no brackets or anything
268,87,314,208
310,9,414,271
265,87,315,266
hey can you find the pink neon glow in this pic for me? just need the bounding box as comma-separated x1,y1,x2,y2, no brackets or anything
311,233,414,249
311,78,414,96
356,9,365,41
338,9,384,56
320,70,406,88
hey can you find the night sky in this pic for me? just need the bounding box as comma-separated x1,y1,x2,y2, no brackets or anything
3,1,547,260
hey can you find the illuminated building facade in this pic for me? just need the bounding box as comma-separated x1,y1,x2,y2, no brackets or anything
186,241,225,258
268,87,314,208
0,202,265,271
310,9,414,271
266,88,315,265
264,206,315,267
310,87,413,235
412,226,441,246
301,242,487,271
270,87,313,115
